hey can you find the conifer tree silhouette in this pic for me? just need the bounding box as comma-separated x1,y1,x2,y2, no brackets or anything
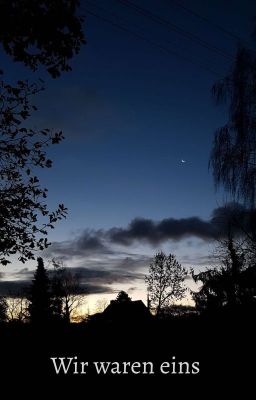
29,257,51,325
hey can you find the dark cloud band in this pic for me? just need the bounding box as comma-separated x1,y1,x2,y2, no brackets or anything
46,203,254,257
108,203,254,245
0,266,143,297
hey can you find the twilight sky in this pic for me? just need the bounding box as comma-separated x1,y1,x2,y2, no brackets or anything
1,0,255,311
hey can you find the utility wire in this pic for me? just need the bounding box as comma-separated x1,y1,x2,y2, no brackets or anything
116,0,234,61
168,0,252,47
83,1,225,76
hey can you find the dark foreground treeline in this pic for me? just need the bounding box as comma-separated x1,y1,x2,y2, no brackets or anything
0,310,254,392
0,251,255,393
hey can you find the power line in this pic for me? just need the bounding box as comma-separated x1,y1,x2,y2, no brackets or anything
168,0,252,47
84,0,142,32
116,0,234,61
83,1,224,76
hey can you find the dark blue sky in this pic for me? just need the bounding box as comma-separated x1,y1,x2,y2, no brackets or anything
36,0,254,233
1,0,256,309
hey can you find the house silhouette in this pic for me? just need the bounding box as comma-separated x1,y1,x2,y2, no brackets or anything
102,299,151,322
88,291,152,324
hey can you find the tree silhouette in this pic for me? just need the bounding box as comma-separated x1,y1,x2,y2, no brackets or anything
145,252,187,316
51,264,65,322
60,270,85,323
7,296,29,322
115,291,132,303
95,298,109,313
0,80,67,265
0,296,7,323
0,0,85,77
192,236,256,314
51,261,86,323
0,2,86,264
210,48,256,208
28,257,52,324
